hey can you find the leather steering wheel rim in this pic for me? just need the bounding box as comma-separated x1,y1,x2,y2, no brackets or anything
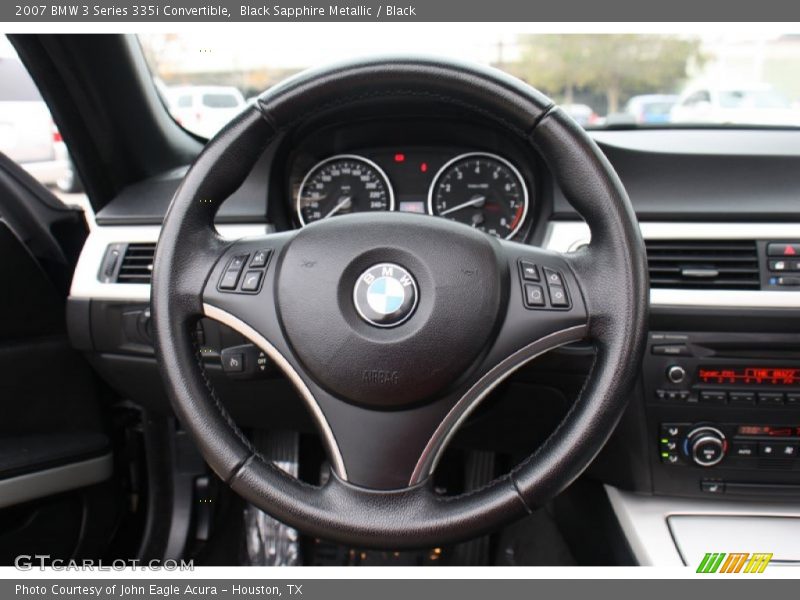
152,57,648,549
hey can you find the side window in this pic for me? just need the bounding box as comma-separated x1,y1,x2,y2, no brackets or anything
0,36,86,201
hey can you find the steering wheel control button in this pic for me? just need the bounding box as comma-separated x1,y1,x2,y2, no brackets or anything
220,344,271,379
548,285,569,307
240,270,263,292
353,263,419,328
543,267,563,286
218,253,249,290
524,284,545,307
219,268,241,290
519,260,539,281
250,249,272,268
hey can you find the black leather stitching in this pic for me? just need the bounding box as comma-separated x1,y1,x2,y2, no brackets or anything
190,326,258,458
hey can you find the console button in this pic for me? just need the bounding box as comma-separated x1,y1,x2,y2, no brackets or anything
651,344,691,356
543,267,563,286
661,452,681,465
786,393,800,407
240,270,263,292
250,249,271,268
729,392,756,406
776,276,800,286
731,442,756,458
661,423,688,438
769,259,791,272
519,260,539,281
757,392,785,406
773,442,799,458
523,284,545,307
699,390,727,405
759,442,778,457
666,365,686,383
767,242,800,257
660,439,679,452
701,481,725,494
548,285,569,307
692,437,725,466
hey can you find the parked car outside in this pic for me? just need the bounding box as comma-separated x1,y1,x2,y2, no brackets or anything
671,83,800,126
560,103,599,127
624,94,679,124
166,85,247,138
0,55,76,190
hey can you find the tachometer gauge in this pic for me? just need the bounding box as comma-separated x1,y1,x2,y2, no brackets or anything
428,152,529,239
296,155,394,226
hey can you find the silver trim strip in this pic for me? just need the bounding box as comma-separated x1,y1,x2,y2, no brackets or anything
202,303,348,481
0,454,113,509
544,221,800,309
69,224,270,301
605,485,800,566
410,323,588,484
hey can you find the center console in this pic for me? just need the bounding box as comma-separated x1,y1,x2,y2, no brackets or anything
644,331,800,499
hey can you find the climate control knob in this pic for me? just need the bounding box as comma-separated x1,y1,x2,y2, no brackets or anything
687,427,727,467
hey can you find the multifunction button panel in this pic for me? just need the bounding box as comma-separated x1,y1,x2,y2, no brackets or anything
218,249,272,294
518,260,570,310
659,422,800,469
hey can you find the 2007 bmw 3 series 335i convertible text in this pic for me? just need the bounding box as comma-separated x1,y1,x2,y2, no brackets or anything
1,29,800,568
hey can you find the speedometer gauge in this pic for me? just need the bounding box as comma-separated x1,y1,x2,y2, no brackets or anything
296,155,394,226
428,152,529,239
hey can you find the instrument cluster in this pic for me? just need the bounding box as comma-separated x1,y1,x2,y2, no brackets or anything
291,147,533,240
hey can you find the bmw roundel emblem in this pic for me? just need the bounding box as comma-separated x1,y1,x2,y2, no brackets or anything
353,263,418,327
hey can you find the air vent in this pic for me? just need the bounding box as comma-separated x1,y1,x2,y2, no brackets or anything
645,240,760,290
116,243,156,284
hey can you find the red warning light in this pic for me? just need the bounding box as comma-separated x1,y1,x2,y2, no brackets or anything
420,162,428,173
785,245,797,256
394,153,405,163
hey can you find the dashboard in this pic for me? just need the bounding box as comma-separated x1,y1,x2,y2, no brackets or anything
68,112,800,565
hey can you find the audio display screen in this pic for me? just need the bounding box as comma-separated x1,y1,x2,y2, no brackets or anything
737,425,799,437
698,366,800,386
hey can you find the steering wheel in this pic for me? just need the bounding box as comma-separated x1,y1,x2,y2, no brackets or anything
152,57,648,549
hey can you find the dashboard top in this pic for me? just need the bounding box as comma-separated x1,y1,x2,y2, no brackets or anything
94,125,800,229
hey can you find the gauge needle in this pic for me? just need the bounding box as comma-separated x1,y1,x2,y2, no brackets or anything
324,196,352,218
438,195,486,216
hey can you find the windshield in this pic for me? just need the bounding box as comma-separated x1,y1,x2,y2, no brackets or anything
138,30,800,138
